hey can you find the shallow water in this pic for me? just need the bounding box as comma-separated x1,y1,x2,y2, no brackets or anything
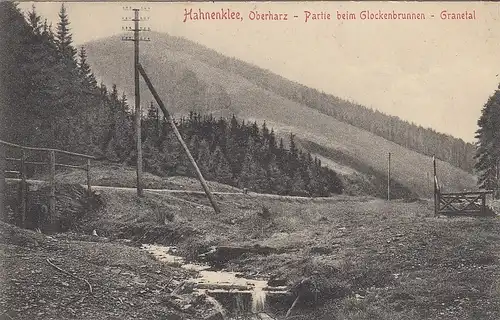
141,244,285,314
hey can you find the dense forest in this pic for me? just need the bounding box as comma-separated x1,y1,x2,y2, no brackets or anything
143,111,343,196
474,84,500,197
157,35,476,173
0,3,342,197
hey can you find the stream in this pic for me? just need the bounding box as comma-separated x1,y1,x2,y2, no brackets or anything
141,244,288,316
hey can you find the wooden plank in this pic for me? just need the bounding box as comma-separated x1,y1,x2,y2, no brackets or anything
440,211,484,216
441,191,493,196
0,143,5,220
25,161,48,166
481,193,486,214
13,161,87,170
49,150,56,230
0,139,96,159
20,150,27,228
86,159,91,195
55,163,86,170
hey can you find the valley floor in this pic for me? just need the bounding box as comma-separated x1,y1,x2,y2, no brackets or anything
2,167,500,320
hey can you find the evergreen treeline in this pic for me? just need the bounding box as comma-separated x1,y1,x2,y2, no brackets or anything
143,111,343,196
1,3,133,157
474,84,500,197
0,3,342,197
160,36,475,172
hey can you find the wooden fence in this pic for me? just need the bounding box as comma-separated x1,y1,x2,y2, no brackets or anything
433,157,493,216
435,189,493,216
0,139,96,228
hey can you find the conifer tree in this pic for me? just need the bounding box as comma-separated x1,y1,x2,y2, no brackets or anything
474,84,500,196
290,170,307,196
197,139,212,179
211,146,233,185
55,3,76,60
77,46,97,87
27,5,41,35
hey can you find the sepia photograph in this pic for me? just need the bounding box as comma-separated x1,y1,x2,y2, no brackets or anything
1,1,500,319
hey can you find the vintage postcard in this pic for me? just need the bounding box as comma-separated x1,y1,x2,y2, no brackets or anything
1,1,500,319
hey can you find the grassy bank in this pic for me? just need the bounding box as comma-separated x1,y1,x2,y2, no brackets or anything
5,165,500,319
76,179,500,319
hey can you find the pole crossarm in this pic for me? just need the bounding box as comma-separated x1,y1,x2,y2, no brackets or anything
137,62,221,214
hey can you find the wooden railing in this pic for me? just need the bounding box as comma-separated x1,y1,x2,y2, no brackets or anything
436,190,493,216
0,139,96,228
432,155,494,216
434,173,493,216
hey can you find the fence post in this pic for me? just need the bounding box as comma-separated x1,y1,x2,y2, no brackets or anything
49,150,56,230
482,193,486,215
20,149,27,228
0,143,5,221
86,159,91,196
387,152,391,201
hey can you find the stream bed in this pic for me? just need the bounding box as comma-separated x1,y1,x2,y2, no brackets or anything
141,244,289,317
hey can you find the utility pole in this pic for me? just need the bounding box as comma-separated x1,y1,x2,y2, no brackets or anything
433,155,438,215
493,159,500,199
387,152,391,201
137,63,221,214
122,6,150,197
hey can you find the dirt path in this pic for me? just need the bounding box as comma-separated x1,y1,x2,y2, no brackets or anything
5,178,380,202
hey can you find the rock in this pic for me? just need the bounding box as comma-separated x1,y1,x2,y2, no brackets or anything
160,313,182,320
181,282,195,294
204,245,277,265
310,246,332,254
204,311,224,320
268,275,287,287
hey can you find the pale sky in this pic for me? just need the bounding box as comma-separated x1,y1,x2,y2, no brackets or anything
19,1,500,142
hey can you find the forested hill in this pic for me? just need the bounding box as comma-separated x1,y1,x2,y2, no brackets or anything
85,32,477,197
91,31,475,173
152,32,476,173
186,48,476,173
0,3,344,198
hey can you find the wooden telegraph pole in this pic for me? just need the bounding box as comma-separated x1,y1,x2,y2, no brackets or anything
387,152,391,201
433,155,438,215
137,63,221,214
496,159,499,199
122,6,150,197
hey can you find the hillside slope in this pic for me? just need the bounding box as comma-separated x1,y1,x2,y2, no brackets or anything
3,168,500,320
85,33,477,197
68,178,500,320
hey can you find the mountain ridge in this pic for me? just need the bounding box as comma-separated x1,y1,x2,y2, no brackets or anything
84,32,477,197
